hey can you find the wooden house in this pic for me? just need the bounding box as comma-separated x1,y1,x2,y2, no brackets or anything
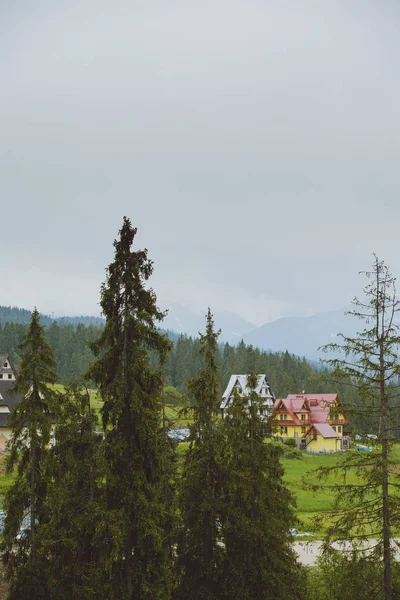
272,393,349,452
0,354,20,450
0,353,17,382
221,374,275,420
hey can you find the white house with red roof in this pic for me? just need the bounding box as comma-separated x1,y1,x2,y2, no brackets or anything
272,393,349,451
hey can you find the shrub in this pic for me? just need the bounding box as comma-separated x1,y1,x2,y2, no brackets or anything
283,438,297,448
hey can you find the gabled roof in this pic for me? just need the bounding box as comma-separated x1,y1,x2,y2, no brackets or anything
0,353,17,375
308,423,339,438
221,374,275,410
273,393,346,427
273,395,309,425
0,381,22,428
302,394,340,424
0,381,57,427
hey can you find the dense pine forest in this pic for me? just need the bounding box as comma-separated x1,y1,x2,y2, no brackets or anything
1,225,398,600
0,309,359,408
1,221,309,600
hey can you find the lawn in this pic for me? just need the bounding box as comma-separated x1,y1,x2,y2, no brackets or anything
5,388,400,538
51,385,192,424
281,442,400,536
0,456,16,507
50,384,102,414
280,449,351,533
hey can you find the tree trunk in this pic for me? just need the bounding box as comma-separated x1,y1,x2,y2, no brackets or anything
379,277,391,600
30,442,36,558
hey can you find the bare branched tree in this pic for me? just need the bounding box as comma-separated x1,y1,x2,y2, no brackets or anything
316,255,400,600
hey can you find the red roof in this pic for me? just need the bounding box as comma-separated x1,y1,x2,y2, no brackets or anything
309,423,339,438
273,393,346,429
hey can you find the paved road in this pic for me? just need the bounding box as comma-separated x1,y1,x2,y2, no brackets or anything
293,539,400,566
293,541,327,566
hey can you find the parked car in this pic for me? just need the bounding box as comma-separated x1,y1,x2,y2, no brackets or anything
0,509,5,534
168,428,190,442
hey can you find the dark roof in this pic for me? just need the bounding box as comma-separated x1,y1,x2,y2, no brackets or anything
0,381,21,414
0,381,57,428
0,414,10,428
0,353,17,375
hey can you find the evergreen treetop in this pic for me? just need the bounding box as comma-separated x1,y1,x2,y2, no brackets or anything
89,217,174,600
174,309,224,600
2,308,58,600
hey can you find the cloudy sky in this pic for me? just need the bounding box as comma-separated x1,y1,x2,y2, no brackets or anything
1,0,399,325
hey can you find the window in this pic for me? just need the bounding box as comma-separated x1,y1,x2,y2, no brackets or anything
301,426,306,433
280,426,288,435
4,362,7,368
280,414,286,420
260,408,264,415
8,374,12,379
0,374,2,379
338,426,342,433
301,414,306,421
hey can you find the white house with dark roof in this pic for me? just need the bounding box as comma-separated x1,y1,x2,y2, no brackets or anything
0,353,17,382
0,381,21,451
0,354,19,450
220,374,275,420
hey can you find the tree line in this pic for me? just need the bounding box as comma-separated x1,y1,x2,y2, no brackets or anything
0,318,361,411
3,219,400,599
1,218,304,599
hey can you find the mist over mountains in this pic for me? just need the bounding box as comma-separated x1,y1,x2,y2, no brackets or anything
242,308,359,362
0,304,360,362
161,303,256,343
163,304,359,361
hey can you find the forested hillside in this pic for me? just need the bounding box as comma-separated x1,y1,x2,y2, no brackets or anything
0,321,101,380
0,319,359,408
160,336,359,406
0,305,105,328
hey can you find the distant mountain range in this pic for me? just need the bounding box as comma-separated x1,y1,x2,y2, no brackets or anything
241,307,359,361
162,304,360,361
161,303,256,344
0,304,361,362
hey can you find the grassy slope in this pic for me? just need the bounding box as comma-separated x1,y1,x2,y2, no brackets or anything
4,390,400,538
0,456,14,502
282,443,400,535
281,450,350,533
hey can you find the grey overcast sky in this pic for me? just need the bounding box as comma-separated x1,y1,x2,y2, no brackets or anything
1,0,399,325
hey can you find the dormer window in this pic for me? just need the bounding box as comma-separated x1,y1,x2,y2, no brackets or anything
4,362,7,368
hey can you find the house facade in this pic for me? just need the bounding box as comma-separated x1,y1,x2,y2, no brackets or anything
272,393,349,452
0,353,17,382
221,374,275,420
0,354,20,450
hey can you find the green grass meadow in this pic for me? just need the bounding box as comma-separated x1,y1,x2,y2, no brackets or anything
3,389,400,539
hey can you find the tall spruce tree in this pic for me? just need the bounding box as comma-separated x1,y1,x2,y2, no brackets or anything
35,385,105,600
174,309,224,600
218,374,305,600
315,256,400,600
89,217,173,600
1,308,58,600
